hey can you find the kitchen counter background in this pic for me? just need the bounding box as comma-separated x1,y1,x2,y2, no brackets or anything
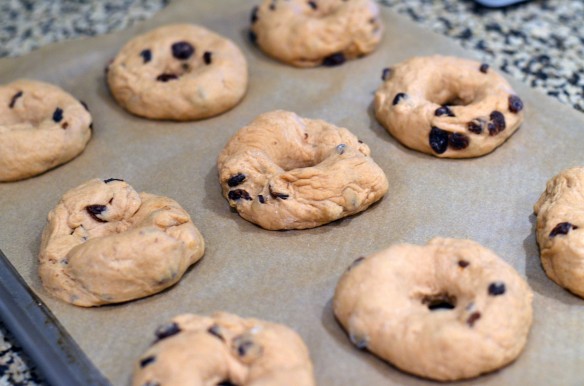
0,0,582,384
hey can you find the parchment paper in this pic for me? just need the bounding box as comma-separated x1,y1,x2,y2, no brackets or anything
1,1,584,385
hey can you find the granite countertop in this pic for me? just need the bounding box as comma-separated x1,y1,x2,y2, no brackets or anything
0,0,582,384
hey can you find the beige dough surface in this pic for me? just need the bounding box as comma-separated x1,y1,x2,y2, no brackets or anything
0,79,92,182
333,238,533,381
250,0,382,67
132,312,315,386
375,56,525,158
39,178,205,307
217,110,389,230
534,167,584,298
107,24,248,121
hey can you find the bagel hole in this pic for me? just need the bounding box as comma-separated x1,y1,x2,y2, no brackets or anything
429,89,474,107
422,293,457,311
217,381,238,386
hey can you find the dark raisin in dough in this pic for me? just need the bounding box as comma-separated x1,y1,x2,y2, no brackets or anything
429,126,449,154
171,41,195,60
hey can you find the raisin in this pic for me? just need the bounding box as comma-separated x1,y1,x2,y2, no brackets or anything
227,173,246,187
258,195,266,204
308,1,317,10
217,381,238,386
429,126,449,154
269,187,289,200
171,41,194,60
508,95,524,113
348,256,365,271
381,67,391,81
350,333,368,349
248,30,258,45
458,260,470,268
269,1,276,10
236,340,255,356
479,63,489,73
468,119,484,134
392,92,406,105
322,52,345,67
251,6,259,23
104,178,124,184
488,111,506,135
156,73,178,82
86,205,107,222
448,132,470,150
140,356,155,368
80,100,90,112
140,49,152,63
203,51,212,65
467,311,481,327
228,189,252,201
61,122,69,129
435,105,455,117
53,107,64,122
549,222,577,237
357,139,363,144
155,322,181,341
336,144,346,154
207,324,224,341
488,282,506,296
9,91,23,108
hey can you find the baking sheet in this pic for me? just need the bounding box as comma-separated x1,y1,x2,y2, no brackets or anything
0,250,110,385
1,1,584,385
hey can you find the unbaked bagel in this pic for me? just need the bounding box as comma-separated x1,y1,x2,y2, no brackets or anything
217,110,388,230
133,312,315,386
107,24,248,121
534,167,584,298
39,178,205,307
0,79,92,181
333,238,533,381
249,0,383,67
375,56,525,158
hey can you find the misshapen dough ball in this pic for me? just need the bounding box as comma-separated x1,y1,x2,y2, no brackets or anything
375,56,525,158
217,110,389,230
107,24,248,121
133,312,315,386
250,0,383,67
0,79,92,182
39,178,205,307
534,167,584,298
333,238,533,381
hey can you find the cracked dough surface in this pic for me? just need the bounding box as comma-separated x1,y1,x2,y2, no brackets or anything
39,178,205,307
250,0,382,67
0,79,92,181
133,312,315,386
534,167,584,298
217,110,388,230
375,56,525,158
333,238,533,381
107,24,248,120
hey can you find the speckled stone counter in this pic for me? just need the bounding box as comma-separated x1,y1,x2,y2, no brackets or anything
0,0,582,384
